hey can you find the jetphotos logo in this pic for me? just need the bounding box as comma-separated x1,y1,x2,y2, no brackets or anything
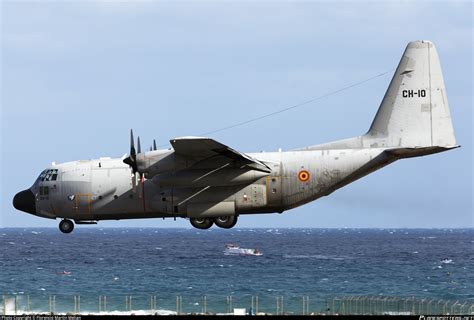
419,316,472,320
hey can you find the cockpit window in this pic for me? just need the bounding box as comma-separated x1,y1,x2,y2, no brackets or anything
38,169,59,182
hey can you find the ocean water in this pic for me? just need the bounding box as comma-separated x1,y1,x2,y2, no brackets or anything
0,228,473,314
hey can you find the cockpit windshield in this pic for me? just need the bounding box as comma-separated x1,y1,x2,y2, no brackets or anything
37,169,59,182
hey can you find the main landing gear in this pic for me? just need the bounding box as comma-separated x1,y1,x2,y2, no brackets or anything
189,215,238,230
59,219,74,234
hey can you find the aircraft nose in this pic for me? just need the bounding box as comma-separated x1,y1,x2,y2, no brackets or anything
13,189,36,214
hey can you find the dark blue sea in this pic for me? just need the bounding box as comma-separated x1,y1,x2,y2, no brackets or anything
1,228,473,314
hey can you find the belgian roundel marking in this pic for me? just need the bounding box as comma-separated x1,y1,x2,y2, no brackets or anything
298,170,310,182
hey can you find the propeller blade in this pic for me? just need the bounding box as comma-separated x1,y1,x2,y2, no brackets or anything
153,139,157,151
137,136,141,154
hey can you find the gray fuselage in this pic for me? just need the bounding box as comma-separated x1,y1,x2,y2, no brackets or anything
30,148,385,222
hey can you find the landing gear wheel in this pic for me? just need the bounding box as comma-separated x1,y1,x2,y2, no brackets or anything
190,217,213,230
214,215,238,229
59,219,74,234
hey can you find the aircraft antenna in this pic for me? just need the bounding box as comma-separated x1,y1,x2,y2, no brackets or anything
200,70,393,136
158,69,392,147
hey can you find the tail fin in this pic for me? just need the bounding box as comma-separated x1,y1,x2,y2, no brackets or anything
368,40,457,148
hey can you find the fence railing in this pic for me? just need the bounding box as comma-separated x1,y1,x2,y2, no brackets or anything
2,294,473,315
325,296,474,315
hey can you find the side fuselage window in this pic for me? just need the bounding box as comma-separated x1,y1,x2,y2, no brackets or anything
39,186,49,196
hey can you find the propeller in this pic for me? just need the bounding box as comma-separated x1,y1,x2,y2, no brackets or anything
123,130,146,210
123,129,138,173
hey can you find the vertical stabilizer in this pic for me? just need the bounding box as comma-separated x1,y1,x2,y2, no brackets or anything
367,40,457,148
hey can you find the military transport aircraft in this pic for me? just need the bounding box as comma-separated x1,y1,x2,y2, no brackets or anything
13,40,458,233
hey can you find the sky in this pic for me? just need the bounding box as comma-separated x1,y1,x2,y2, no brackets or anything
1,1,472,228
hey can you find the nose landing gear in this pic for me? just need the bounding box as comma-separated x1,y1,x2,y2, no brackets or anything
59,219,74,234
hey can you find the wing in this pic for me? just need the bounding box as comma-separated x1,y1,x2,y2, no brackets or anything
170,136,271,172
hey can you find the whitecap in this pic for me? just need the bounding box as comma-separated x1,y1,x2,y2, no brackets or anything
155,247,162,250
36,267,43,270
40,288,46,291
8,242,15,245
135,268,141,271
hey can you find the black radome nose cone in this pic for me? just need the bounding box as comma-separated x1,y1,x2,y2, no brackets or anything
13,189,36,214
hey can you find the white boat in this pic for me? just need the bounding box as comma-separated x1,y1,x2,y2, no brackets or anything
224,244,262,256
441,258,453,264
